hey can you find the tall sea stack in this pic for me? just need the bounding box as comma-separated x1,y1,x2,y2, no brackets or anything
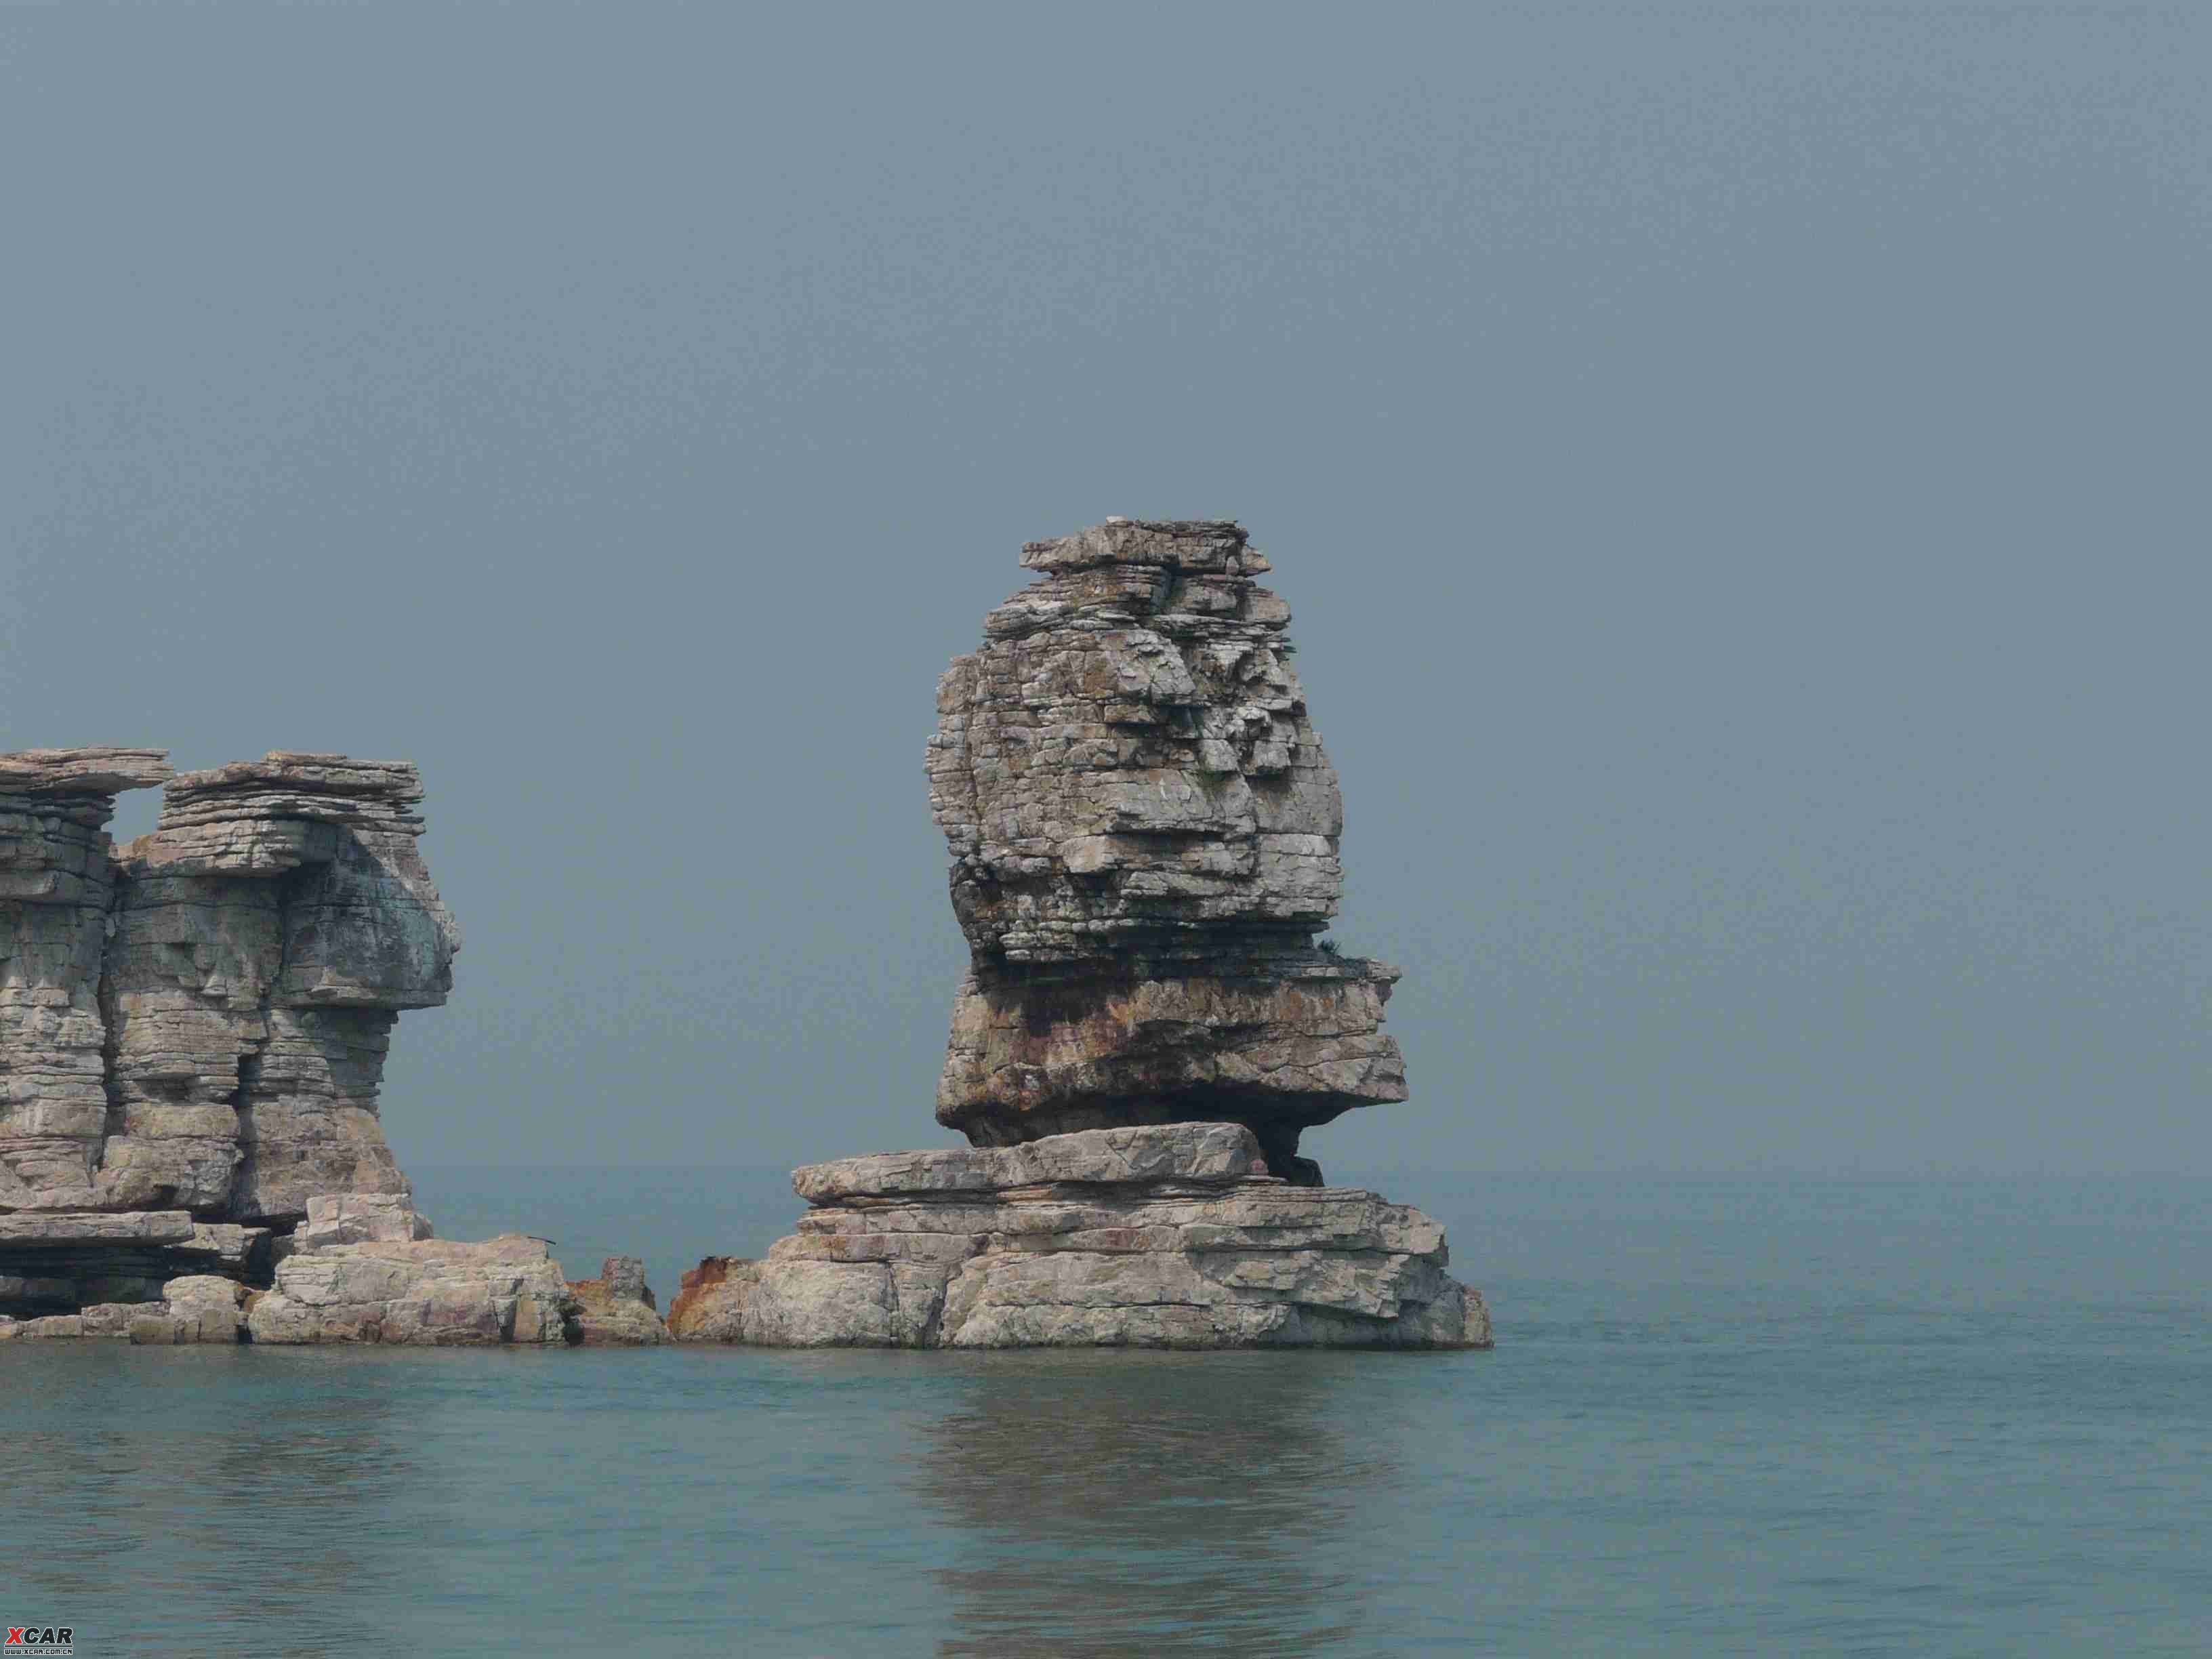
671,520,1488,1349
927,517,1404,1183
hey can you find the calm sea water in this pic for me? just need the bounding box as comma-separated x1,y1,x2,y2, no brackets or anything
7,1169,2210,1656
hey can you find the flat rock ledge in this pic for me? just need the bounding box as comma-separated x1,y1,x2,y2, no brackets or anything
669,1124,1490,1350
0,1193,665,1347
247,1193,581,1346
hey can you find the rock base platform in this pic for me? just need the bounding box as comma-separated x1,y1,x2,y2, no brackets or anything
668,1124,1490,1349
0,1193,668,1347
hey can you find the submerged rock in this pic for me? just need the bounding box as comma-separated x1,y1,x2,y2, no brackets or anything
671,1124,1486,1350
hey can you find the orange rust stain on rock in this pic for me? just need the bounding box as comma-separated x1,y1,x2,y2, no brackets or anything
667,1256,735,1331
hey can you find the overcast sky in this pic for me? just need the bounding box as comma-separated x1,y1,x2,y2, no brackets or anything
3,5,2205,1175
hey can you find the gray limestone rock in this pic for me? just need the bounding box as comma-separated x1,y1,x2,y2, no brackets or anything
79,1301,140,1338
1,749,173,1211
791,1122,1265,1205
680,526,1487,1352
1,745,457,1317
106,752,457,1223
283,1191,435,1255
927,519,1406,1181
674,1124,1486,1351
0,1209,197,1246
14,1313,86,1340
247,1195,579,1347
127,1273,247,1344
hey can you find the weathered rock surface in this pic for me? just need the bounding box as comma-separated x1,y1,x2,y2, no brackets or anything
0,1207,274,1317
281,1190,435,1255
129,1274,249,1344
80,1301,140,1338
105,752,458,1223
680,521,1486,1351
567,1254,669,1345
3,1190,632,1349
247,1194,577,1347
0,1313,88,1340
671,1124,1486,1350
666,1256,763,1343
1,748,175,1212
1,746,457,1318
928,518,1404,1182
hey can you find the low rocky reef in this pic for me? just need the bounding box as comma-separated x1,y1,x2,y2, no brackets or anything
0,1191,667,1346
667,1124,1488,1349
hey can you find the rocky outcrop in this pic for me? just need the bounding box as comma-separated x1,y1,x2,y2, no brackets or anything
666,1256,762,1342
246,1193,577,1347
1,746,457,1320
0,1208,273,1314
928,518,1403,1183
7,1188,615,1348
128,1274,251,1345
670,1124,1486,1349
105,752,457,1222
1,748,176,1212
567,1255,669,1345
679,518,1486,1352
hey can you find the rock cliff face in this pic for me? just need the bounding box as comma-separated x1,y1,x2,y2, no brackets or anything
106,752,457,1221
927,519,1404,1184
1,748,176,1212
1,746,457,1319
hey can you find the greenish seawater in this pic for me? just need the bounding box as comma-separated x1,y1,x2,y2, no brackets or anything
6,1171,2209,1656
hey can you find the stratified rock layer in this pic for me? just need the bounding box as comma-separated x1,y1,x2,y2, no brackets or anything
1,746,457,1318
1,749,175,1212
928,519,1404,1182
668,1124,1486,1350
106,752,458,1221
245,1193,577,1347
676,519,1483,1351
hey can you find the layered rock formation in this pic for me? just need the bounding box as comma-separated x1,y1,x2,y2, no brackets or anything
0,1208,270,1319
927,518,1403,1184
668,1123,1485,1348
106,752,457,1221
1,747,177,1210
677,518,1486,1351
1,747,457,1319
246,1193,576,1347
5,1188,653,1348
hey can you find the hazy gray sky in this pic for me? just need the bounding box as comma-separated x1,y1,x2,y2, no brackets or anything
3,6,2205,1174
